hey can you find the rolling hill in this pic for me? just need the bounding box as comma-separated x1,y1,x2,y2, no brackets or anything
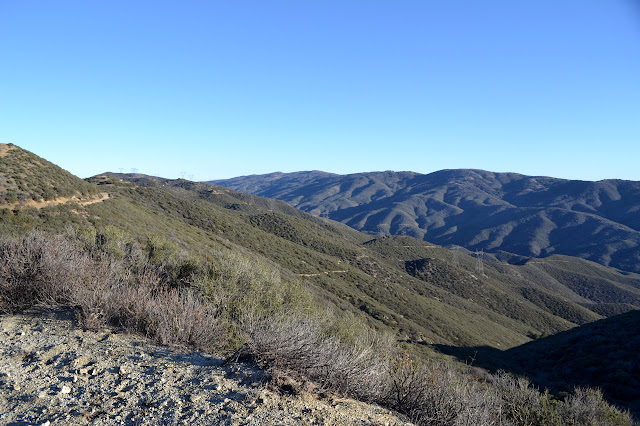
210,169,640,274
2,145,640,348
2,144,640,419
3,145,640,351
0,143,102,208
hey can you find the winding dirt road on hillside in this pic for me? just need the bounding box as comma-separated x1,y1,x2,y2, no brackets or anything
1,193,110,210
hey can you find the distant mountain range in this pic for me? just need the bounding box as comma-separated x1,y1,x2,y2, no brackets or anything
2,143,638,350
210,170,640,273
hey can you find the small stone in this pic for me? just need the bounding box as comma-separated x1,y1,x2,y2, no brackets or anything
40,421,51,426
60,385,71,394
38,391,47,398
79,368,90,375
190,394,203,403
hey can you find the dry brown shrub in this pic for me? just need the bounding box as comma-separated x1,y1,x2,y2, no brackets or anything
0,233,92,311
387,354,500,426
558,387,633,426
0,233,224,351
243,314,391,402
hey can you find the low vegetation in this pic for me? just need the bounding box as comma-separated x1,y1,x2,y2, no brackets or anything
1,231,634,425
0,143,99,206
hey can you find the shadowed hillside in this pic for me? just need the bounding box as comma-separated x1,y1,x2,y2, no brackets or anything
505,310,640,419
434,311,640,421
210,169,640,273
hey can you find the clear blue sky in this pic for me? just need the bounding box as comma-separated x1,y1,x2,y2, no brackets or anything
1,1,639,181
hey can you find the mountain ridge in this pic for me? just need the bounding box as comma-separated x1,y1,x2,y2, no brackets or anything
210,169,640,273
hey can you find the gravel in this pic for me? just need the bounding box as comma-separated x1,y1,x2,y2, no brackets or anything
0,308,409,425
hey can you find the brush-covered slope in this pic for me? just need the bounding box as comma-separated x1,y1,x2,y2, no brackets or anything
0,143,101,207
87,173,640,349
210,170,640,273
2,146,639,352
505,310,640,418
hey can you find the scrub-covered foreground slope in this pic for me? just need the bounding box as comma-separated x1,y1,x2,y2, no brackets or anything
211,169,640,273
0,308,406,425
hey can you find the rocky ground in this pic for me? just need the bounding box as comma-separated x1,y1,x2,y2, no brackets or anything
0,308,409,425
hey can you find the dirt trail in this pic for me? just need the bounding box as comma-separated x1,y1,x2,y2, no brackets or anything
297,271,348,277
1,192,110,210
77,192,110,206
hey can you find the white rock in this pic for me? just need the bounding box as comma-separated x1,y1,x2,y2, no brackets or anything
60,385,71,394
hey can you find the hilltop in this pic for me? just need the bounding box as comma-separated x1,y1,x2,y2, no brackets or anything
211,169,640,273
0,143,103,209
1,145,639,421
